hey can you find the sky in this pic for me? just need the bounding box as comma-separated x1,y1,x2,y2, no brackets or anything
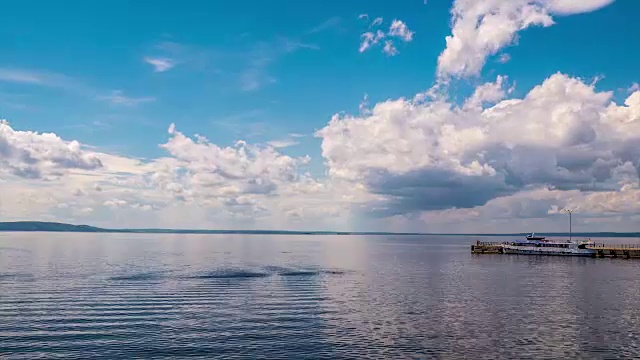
1,0,639,232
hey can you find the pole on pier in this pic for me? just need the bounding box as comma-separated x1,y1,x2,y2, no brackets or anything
565,209,573,242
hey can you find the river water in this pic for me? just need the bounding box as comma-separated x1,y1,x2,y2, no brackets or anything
2,233,640,359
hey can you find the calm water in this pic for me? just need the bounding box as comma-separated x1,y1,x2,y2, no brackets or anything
2,233,640,359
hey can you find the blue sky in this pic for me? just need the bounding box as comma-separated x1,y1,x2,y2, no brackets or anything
1,0,639,231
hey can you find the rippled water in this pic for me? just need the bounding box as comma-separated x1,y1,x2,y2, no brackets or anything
2,233,640,359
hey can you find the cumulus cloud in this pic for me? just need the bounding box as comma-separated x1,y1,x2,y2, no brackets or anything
463,75,512,109
0,120,103,179
317,73,640,218
144,57,176,72
0,0,631,232
414,181,640,233
2,73,638,230
161,123,309,196
437,0,615,78
0,120,356,230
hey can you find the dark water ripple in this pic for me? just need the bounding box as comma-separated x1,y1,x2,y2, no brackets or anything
2,234,640,359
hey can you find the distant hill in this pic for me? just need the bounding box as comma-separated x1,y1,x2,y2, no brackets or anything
0,221,381,235
0,221,637,237
0,221,106,232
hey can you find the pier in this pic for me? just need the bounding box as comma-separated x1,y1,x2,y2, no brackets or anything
587,243,640,258
471,241,640,258
470,241,504,254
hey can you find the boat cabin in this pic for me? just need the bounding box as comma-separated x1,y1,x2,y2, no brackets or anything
510,240,588,249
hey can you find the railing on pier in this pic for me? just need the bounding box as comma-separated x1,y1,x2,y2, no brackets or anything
474,241,508,246
587,243,640,250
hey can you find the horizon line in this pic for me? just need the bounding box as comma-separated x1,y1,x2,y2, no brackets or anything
0,221,638,237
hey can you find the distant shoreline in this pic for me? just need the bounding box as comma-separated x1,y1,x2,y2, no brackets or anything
0,221,638,238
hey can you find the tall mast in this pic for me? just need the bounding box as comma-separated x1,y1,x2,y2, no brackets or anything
565,209,573,241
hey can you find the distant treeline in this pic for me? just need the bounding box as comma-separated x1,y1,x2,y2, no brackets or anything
0,221,637,237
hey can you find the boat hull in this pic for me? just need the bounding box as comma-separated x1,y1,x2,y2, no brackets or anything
503,246,595,257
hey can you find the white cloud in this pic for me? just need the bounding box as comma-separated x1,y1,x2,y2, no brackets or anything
0,121,356,230
267,139,300,149
146,41,214,75
0,68,45,84
0,68,90,94
388,20,414,42
437,0,554,78
497,53,511,64
371,17,384,27
160,124,309,195
0,119,103,179
546,0,615,15
142,40,289,92
0,0,632,232
316,73,640,219
383,41,399,56
463,75,512,109
97,90,156,106
240,38,317,91
104,199,128,208
143,57,176,72
437,0,615,78
0,68,155,108
414,181,640,233
359,17,414,55
359,93,371,115
3,71,639,231
359,30,386,53
307,16,342,34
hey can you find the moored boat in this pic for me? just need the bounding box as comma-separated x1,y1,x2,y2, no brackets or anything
525,232,546,240
502,237,595,257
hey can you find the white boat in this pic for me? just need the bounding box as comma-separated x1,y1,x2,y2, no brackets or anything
526,232,545,240
502,237,595,257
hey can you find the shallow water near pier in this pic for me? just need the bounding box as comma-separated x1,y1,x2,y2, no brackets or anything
2,233,640,359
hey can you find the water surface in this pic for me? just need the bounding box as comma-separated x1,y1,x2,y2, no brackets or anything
2,233,640,359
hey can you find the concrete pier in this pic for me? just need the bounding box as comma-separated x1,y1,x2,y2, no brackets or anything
470,241,504,254
587,244,640,258
471,241,640,259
